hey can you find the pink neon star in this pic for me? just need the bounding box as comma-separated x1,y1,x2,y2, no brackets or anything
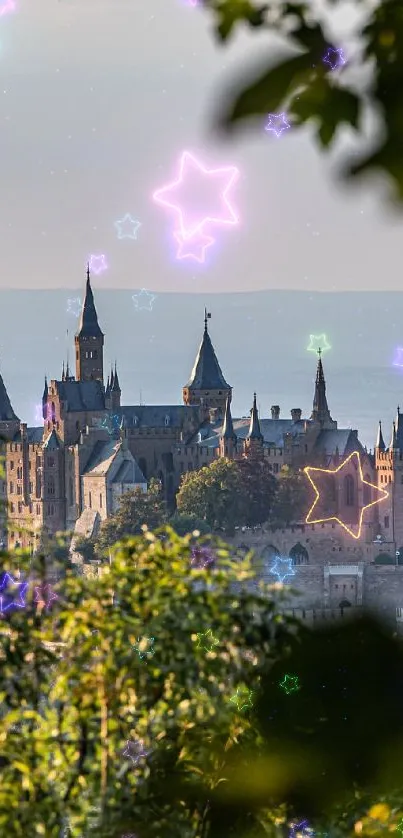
153,151,240,240
0,0,16,16
174,229,215,263
88,254,108,275
34,584,58,609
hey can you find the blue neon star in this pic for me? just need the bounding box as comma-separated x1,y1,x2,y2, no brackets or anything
67,297,82,318
114,213,142,240
132,289,156,312
269,557,296,584
0,573,29,613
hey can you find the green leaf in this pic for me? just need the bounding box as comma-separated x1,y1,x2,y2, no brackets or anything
214,52,315,132
290,80,360,148
211,0,268,42
346,135,403,202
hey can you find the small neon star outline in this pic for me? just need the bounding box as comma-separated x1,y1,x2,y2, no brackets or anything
307,334,331,354
34,584,58,609
114,214,142,240
289,820,315,838
229,685,254,712
132,289,156,311
191,546,215,569
132,636,155,660
264,112,291,138
323,47,346,70
279,674,300,695
67,297,82,318
122,738,149,765
269,557,296,584
196,629,219,652
0,573,29,613
304,450,389,539
174,229,215,263
88,254,108,275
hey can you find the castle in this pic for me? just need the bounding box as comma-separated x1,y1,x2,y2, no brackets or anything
1,270,403,619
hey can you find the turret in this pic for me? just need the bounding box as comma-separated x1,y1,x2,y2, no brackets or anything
244,392,263,454
219,396,237,458
183,310,231,418
74,265,104,383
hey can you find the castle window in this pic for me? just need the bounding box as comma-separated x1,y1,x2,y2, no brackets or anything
273,463,279,474
89,491,92,509
29,482,33,493
18,502,22,514
344,474,354,506
47,476,55,496
9,482,13,493
93,350,98,359
69,478,73,506
9,461,14,470
165,415,170,426
10,502,14,513
47,457,55,468
384,515,390,528
36,504,40,515
100,493,102,508
17,467,22,480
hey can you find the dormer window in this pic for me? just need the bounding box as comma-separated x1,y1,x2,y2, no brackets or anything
165,415,170,427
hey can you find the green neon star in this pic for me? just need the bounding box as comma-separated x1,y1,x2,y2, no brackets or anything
307,334,331,354
229,685,254,712
279,673,300,695
196,629,219,653
132,636,155,661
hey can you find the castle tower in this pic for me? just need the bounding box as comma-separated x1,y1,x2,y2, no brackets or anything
244,392,263,455
219,396,237,458
74,265,104,383
375,409,403,546
182,309,231,418
310,349,337,429
0,360,20,441
111,362,121,412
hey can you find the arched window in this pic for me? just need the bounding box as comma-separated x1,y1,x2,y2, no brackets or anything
363,474,371,505
165,414,170,427
344,474,354,506
339,599,351,609
326,475,336,502
47,476,55,496
289,542,309,565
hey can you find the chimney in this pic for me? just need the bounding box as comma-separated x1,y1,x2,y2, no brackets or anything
271,405,280,420
291,408,302,422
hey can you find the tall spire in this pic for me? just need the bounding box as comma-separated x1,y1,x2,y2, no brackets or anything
376,420,385,451
222,395,237,441
310,349,335,427
76,266,103,339
105,374,110,398
112,362,120,392
247,393,263,440
62,361,65,382
390,420,397,450
0,362,19,423
185,310,230,392
110,364,115,390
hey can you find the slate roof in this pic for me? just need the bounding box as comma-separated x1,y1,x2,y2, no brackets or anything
75,271,104,339
43,429,61,450
83,438,146,483
186,324,230,391
117,405,200,428
12,427,43,444
190,417,364,457
0,371,19,422
55,379,105,412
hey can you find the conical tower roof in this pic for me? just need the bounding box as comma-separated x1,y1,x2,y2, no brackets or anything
76,265,104,339
186,310,230,391
376,420,385,452
222,396,237,441
310,350,334,425
0,366,18,422
112,362,121,392
247,393,263,440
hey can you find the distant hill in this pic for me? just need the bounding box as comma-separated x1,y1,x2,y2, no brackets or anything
1,289,402,449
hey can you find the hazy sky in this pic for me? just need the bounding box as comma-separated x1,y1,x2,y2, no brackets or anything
1,0,402,292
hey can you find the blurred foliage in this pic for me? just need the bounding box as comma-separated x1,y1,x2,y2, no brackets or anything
269,466,308,528
94,479,167,553
202,0,403,203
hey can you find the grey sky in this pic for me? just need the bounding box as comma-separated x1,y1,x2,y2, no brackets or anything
0,0,401,292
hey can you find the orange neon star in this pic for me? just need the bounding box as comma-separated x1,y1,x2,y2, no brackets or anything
303,451,389,539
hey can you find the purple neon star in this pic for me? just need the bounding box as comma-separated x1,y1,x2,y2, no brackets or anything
34,583,58,609
88,254,108,275
393,347,403,368
0,0,16,16
153,151,240,240
122,738,149,766
0,573,28,614
191,546,216,569
323,47,346,70
264,112,290,138
174,228,215,263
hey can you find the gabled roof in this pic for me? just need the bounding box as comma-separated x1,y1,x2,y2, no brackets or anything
43,429,61,450
0,369,19,422
75,268,104,339
83,438,146,483
186,313,230,391
54,379,105,412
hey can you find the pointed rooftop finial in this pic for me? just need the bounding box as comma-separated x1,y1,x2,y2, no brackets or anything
62,361,65,381
87,262,90,282
222,395,237,441
247,392,263,441
376,420,386,452
112,361,121,392
204,308,211,333
110,363,114,389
